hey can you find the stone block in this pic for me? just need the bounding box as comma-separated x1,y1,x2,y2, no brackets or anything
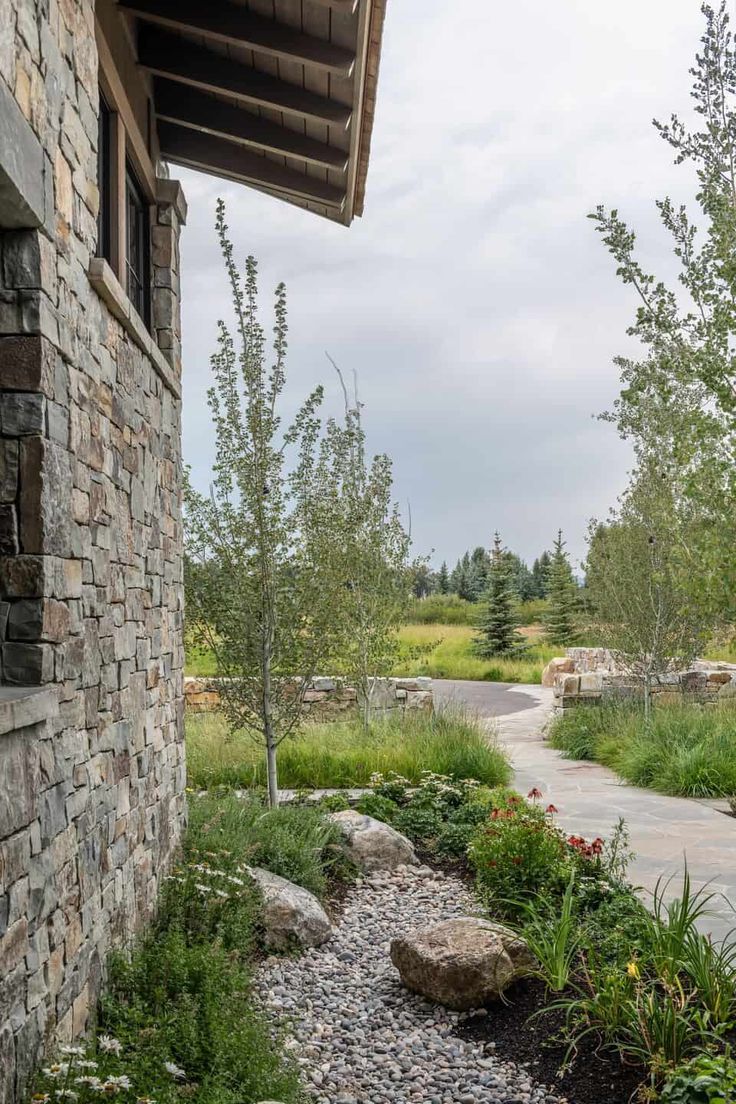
0,917,28,975
0,503,18,554
19,436,72,555
559,674,580,696
1,641,54,684
579,672,604,694
2,231,43,288
0,392,44,435
0,438,18,501
7,597,70,642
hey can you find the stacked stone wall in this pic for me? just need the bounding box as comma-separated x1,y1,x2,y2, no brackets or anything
0,2,187,1100
184,676,434,720
543,650,736,711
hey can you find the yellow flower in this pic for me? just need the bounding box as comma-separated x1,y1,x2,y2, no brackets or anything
626,960,640,980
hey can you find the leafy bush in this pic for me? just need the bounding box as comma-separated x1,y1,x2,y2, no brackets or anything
186,707,510,791
406,594,477,624
549,701,736,798
661,1053,736,1103
516,597,550,625
469,795,576,916
187,791,349,899
98,930,302,1104
356,772,507,857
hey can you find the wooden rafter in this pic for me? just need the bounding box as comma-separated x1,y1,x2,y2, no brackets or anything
120,0,355,75
138,27,352,128
154,79,349,172
158,121,346,209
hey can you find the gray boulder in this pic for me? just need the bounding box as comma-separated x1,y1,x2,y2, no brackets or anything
330,810,417,872
390,917,535,1010
247,867,332,951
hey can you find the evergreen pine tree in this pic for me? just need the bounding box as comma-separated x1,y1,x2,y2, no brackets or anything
467,546,490,600
437,561,450,594
531,551,551,598
473,534,527,657
543,530,579,645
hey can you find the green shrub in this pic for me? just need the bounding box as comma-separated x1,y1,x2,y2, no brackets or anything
186,792,349,900
516,597,550,624
469,796,575,917
661,1054,736,1103
186,707,510,791
405,594,477,624
356,772,508,858
549,700,736,798
98,929,303,1104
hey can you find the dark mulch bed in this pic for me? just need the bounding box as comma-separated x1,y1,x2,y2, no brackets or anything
458,977,648,1104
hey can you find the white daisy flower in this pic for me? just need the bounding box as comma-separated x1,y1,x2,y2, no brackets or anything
97,1036,123,1056
164,1062,186,1080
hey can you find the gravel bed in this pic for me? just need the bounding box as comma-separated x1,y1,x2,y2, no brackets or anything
256,866,564,1104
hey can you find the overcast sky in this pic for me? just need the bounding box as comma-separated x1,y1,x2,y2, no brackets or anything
177,0,707,574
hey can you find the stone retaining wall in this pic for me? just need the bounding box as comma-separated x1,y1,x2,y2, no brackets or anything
543,650,736,711
184,676,434,720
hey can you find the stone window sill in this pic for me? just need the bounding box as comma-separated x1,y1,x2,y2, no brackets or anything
88,258,181,399
0,685,59,737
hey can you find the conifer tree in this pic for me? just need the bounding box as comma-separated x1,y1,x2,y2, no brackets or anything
531,551,551,598
473,534,527,657
543,531,579,645
437,561,450,594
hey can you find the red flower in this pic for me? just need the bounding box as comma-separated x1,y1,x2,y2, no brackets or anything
507,795,521,806
527,787,543,800
591,837,604,855
545,804,558,815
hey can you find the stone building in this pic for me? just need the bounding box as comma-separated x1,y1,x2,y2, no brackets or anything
0,2,386,1099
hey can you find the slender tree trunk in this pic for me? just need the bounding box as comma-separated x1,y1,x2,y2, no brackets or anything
265,722,279,808
643,670,652,726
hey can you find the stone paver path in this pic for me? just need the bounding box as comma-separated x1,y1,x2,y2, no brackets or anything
435,680,736,942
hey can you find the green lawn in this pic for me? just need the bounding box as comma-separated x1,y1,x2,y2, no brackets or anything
186,707,510,791
548,700,736,798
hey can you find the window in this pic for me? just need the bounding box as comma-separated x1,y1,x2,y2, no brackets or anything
95,89,152,330
125,164,150,327
97,94,113,266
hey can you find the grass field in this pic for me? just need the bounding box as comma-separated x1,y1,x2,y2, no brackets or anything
394,623,558,684
549,700,736,797
186,707,510,790
185,623,560,683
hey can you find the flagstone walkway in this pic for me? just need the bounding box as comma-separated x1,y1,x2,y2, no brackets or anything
435,680,736,942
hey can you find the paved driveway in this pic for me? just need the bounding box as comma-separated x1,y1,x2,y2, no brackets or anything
435,679,736,942
433,679,540,718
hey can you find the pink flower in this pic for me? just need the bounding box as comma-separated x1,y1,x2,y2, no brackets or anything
527,787,543,800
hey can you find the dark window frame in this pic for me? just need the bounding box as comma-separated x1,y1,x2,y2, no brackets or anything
97,93,113,266
125,162,151,329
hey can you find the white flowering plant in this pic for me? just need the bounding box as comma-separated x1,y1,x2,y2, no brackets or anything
159,846,261,952
359,771,508,857
31,1038,187,1104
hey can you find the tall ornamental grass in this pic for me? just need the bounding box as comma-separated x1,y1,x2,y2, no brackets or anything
186,707,510,791
549,700,736,797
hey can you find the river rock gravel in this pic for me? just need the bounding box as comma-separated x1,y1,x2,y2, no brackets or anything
256,865,565,1104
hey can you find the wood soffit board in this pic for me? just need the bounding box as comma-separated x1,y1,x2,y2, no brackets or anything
119,0,387,225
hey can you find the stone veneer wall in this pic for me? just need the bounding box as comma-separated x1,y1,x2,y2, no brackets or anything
0,4,187,1101
184,676,434,720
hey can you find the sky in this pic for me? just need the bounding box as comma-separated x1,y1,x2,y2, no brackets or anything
178,0,708,575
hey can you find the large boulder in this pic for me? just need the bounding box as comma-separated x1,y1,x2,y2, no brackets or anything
390,917,535,1010
246,867,332,951
330,810,417,872
541,656,575,688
